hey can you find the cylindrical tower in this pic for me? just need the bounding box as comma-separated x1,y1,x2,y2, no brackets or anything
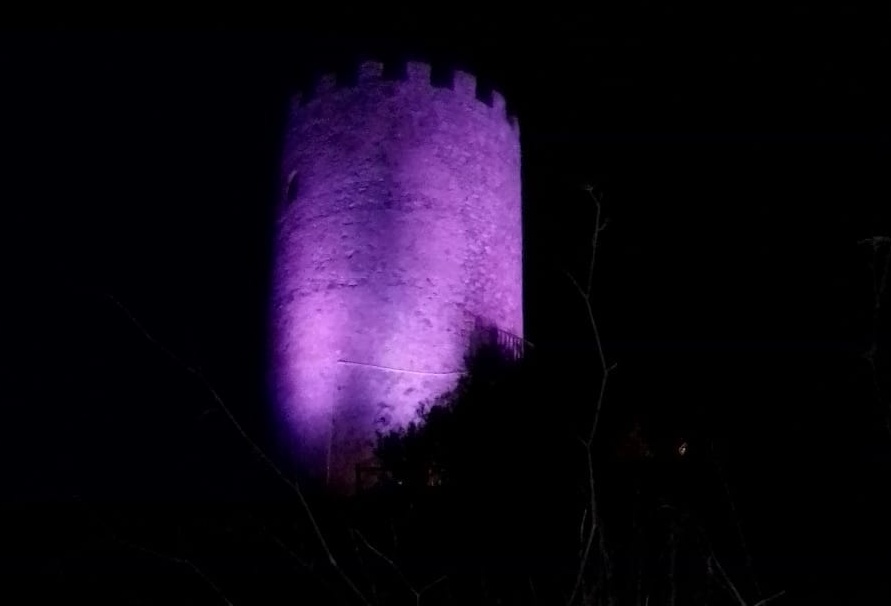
269,60,522,491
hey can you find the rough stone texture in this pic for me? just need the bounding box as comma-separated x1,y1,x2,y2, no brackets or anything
269,60,523,492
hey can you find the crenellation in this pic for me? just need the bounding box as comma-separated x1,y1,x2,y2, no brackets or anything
452,70,477,98
294,60,516,132
405,61,431,84
358,60,384,82
491,90,506,114
509,114,520,135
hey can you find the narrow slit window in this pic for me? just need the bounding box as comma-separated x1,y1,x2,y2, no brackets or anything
286,171,299,205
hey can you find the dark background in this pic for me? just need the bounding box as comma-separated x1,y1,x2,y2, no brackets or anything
4,4,890,604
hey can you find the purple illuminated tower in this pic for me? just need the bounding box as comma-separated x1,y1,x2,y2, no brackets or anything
269,60,523,492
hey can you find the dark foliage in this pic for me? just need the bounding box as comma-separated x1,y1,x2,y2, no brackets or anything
362,340,579,603
365,336,754,605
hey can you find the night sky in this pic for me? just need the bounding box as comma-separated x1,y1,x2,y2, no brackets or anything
4,5,890,604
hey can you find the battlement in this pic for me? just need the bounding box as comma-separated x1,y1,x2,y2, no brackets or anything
294,59,519,134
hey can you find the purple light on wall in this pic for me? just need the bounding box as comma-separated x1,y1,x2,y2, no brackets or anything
268,60,523,491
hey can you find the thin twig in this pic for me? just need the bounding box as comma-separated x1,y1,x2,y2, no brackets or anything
709,440,762,600
529,575,539,606
352,529,446,606
416,576,448,606
565,188,615,606
858,237,891,437
353,528,415,596
753,590,787,606
350,529,379,605
76,497,235,606
568,445,599,606
579,506,588,547
243,512,315,573
585,189,602,296
709,554,748,606
663,502,781,606
128,543,235,606
105,293,369,605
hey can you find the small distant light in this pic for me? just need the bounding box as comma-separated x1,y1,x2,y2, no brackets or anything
678,442,688,457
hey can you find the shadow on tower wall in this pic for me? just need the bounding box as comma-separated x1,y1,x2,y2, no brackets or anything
354,318,531,493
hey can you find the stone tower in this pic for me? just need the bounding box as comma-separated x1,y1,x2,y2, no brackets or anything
269,60,523,492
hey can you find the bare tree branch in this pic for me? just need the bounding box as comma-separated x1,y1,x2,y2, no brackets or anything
753,590,787,606
709,553,748,606
352,529,446,606
242,512,315,574
857,236,891,437
353,528,415,596
565,187,615,606
665,501,784,606
416,575,448,606
709,439,762,601
105,293,370,605
76,497,235,606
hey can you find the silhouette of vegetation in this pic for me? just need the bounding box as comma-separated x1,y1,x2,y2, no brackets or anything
363,338,584,604
359,333,771,606
37,203,887,606
352,190,790,606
